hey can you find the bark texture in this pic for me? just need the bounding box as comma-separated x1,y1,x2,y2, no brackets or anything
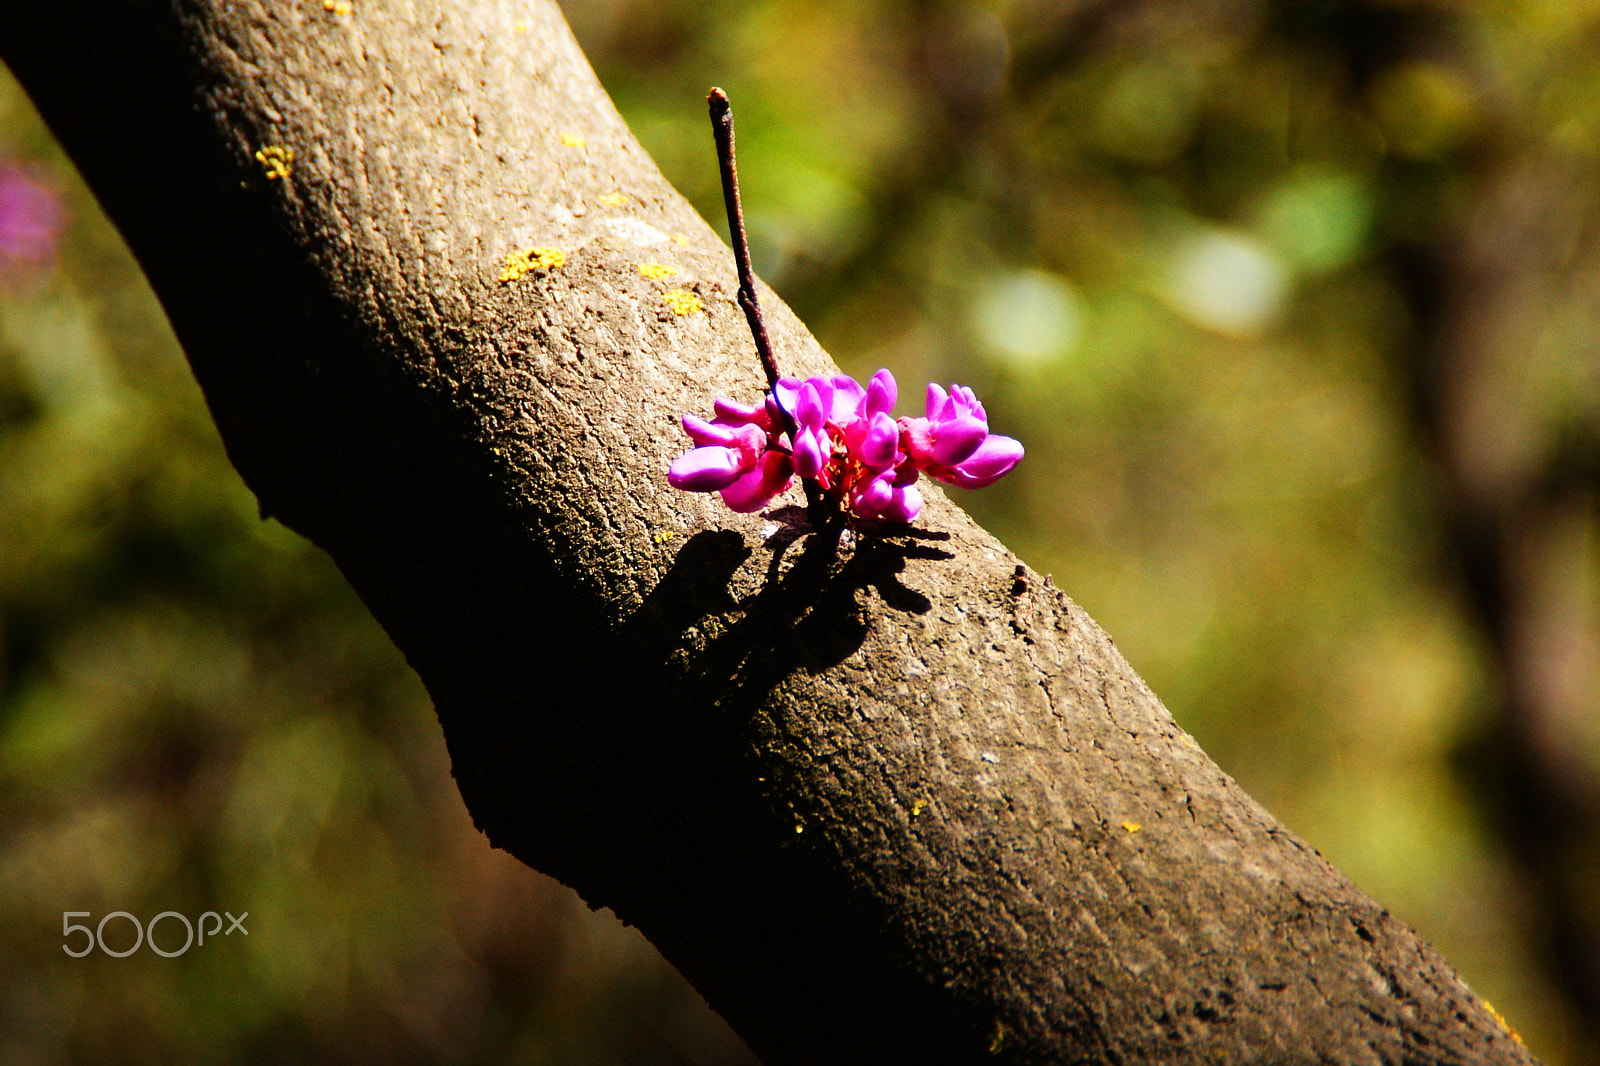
0,2,1540,1062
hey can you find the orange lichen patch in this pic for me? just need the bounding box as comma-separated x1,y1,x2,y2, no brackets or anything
1482,1000,1524,1045
1121,820,1142,833
499,246,566,282
910,798,927,817
559,132,586,148
661,289,704,315
637,262,679,281
322,0,352,13
597,192,629,207
254,146,293,180
652,531,675,545
671,233,690,245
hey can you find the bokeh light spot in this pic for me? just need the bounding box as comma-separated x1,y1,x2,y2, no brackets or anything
1370,61,1477,159
970,269,1084,364
1165,231,1290,337
1258,170,1373,274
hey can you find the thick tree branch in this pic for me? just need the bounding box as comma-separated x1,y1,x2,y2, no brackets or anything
0,2,1536,1062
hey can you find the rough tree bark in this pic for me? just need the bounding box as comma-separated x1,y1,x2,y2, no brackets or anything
0,2,1540,1062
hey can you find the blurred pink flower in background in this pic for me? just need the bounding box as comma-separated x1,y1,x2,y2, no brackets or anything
0,162,64,274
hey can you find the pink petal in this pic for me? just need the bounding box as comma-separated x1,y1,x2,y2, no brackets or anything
899,416,934,463
850,464,921,523
682,413,739,447
793,426,827,479
940,434,1023,488
669,446,745,491
858,411,899,468
852,470,895,517
883,482,921,523
721,451,793,512
713,397,765,425
928,414,988,466
769,379,802,427
728,423,769,464
864,369,897,419
952,386,987,423
796,380,828,430
830,375,866,422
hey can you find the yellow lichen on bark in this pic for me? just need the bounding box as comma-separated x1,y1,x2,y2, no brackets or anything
660,289,703,315
254,146,293,180
1483,1001,1524,1046
499,246,566,282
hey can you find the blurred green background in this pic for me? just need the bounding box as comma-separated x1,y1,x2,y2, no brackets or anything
2,0,1597,1062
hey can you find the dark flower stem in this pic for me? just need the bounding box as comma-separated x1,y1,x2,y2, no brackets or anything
708,87,834,528
708,88,782,395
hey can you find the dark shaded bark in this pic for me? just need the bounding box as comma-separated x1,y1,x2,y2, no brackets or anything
0,2,1539,1062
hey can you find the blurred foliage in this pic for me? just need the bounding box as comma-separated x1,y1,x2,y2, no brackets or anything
3,0,1600,1062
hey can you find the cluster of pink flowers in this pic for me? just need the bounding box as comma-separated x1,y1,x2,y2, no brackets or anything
668,369,1022,523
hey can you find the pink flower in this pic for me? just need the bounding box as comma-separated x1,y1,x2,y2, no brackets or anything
850,461,922,523
789,377,834,479
926,433,1025,488
668,411,795,511
721,450,795,512
668,416,762,490
899,381,1024,490
667,368,1020,524
901,384,990,468
0,164,63,275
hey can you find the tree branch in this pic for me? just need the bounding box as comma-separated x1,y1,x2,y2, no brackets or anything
0,1,1536,1061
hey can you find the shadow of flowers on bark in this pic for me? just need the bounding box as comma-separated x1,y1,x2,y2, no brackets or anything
616,516,953,727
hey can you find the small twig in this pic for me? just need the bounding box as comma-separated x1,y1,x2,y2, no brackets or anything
708,87,834,528
708,88,781,393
